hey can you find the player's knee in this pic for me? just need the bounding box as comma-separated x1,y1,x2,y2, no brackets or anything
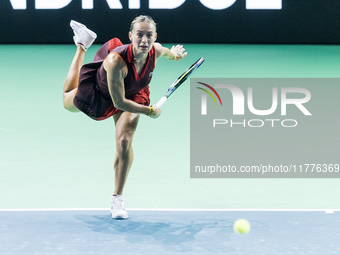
63,99,69,110
117,137,132,155
63,94,79,112
63,101,76,112
63,94,71,110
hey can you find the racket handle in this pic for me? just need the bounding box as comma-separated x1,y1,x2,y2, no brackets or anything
155,96,167,108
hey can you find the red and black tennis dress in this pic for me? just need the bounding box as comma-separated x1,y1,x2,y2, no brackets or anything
73,38,156,121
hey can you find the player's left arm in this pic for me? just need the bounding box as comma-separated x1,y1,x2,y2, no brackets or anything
154,42,187,61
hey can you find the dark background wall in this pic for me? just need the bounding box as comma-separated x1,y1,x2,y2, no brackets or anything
1,0,340,44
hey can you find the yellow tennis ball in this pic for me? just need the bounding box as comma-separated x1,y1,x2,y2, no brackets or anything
233,219,251,234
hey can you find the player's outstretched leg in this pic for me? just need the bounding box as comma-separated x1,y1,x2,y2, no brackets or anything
63,20,97,112
110,111,140,219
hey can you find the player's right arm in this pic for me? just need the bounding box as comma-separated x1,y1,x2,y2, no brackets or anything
103,53,161,118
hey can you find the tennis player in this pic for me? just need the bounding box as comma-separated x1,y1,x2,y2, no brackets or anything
62,15,187,219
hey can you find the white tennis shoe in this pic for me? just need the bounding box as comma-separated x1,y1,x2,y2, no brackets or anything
70,20,97,51
110,195,128,219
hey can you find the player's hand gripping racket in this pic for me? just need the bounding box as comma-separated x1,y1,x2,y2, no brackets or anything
155,57,205,108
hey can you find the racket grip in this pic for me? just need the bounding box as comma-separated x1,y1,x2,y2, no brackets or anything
155,96,167,108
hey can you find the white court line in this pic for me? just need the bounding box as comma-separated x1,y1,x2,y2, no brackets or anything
0,208,338,213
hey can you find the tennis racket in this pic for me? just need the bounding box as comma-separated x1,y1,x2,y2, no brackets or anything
155,57,205,108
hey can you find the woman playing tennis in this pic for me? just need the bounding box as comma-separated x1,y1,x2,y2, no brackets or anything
62,15,187,219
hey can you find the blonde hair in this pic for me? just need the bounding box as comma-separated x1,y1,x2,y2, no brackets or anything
130,15,157,32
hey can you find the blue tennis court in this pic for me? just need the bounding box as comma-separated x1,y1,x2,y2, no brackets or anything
1,209,339,255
